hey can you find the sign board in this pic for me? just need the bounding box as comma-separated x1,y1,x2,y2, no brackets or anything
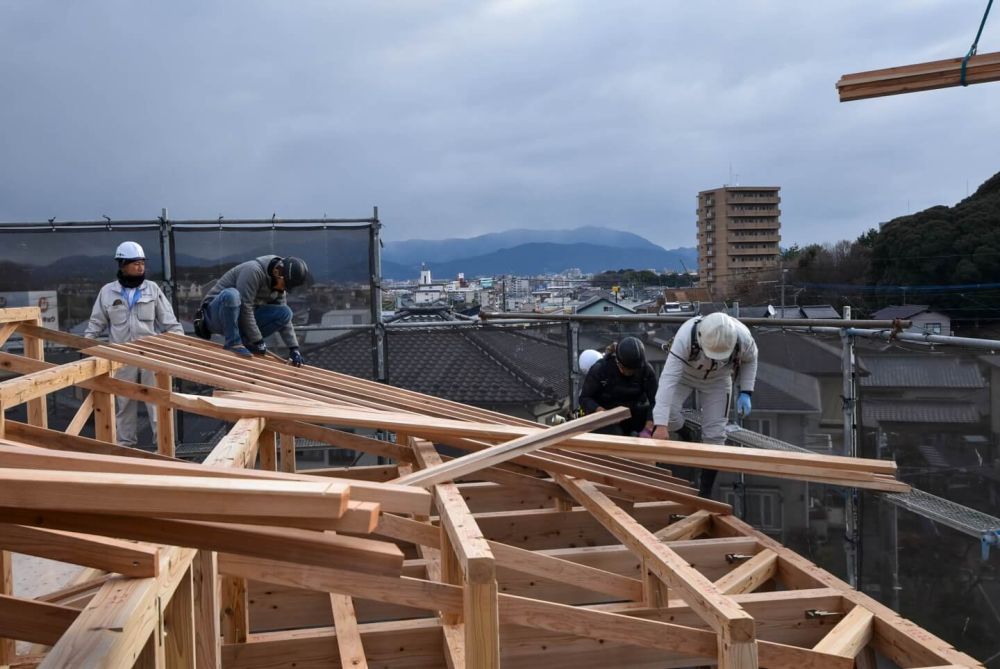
0,291,60,339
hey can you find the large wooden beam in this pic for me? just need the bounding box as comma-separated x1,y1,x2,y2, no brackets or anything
0,524,159,578
330,595,369,669
0,307,41,324
837,51,1000,102
395,407,629,488
0,357,114,408
0,594,79,645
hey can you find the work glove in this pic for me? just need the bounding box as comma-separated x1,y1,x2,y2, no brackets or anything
737,392,752,418
247,340,267,356
288,347,304,367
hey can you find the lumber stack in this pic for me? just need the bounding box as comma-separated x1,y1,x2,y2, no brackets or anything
837,50,1000,101
0,307,982,669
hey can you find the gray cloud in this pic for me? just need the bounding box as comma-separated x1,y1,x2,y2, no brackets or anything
1,1,997,250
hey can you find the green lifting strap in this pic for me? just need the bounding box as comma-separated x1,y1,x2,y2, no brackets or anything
961,0,994,86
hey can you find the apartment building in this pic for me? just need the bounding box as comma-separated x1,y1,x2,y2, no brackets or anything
696,185,781,298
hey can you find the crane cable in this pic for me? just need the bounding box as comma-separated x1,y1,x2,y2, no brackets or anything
961,0,994,86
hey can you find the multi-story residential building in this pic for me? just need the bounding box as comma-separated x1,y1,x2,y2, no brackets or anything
696,186,781,298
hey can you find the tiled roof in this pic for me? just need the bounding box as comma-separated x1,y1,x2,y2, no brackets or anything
751,378,820,413
303,326,568,407
863,400,980,424
871,304,930,320
858,355,985,388
755,330,846,375
801,305,841,319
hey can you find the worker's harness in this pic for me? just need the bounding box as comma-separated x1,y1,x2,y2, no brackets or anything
666,316,741,380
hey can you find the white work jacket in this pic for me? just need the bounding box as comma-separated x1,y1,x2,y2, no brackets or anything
652,316,758,426
84,280,184,344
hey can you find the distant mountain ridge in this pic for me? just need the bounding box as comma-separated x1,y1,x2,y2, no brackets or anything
383,227,695,279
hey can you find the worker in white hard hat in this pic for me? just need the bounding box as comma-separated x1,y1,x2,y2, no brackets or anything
84,241,183,448
651,312,758,498
578,349,603,374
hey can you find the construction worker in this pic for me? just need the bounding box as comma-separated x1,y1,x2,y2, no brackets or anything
84,241,184,447
579,336,658,436
651,312,758,498
196,255,309,366
578,348,603,374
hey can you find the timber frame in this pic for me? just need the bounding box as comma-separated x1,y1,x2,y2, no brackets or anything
0,307,984,668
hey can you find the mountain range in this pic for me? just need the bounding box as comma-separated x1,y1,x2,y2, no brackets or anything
382,227,696,279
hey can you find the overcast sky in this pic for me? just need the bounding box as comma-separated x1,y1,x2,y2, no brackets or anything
1,1,997,250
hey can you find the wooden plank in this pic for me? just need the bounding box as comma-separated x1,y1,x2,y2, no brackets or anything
0,524,159,578
811,604,874,658
556,474,758,667
0,323,18,348
2,419,174,461
0,467,351,525
65,391,95,436
0,509,400,575
837,51,1000,102
0,594,79,645
395,407,630,487
714,549,778,595
330,595,368,669
0,357,113,407
193,550,220,669
163,566,195,667
258,428,277,471
153,372,175,457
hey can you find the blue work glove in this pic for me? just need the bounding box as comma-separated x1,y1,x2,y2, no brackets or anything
247,340,267,356
737,392,752,418
288,347,304,367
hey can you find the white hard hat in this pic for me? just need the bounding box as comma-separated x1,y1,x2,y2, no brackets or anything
579,349,602,373
114,241,145,261
697,312,738,360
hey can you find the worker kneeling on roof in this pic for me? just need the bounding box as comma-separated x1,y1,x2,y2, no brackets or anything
579,336,658,437
85,241,184,448
651,312,758,499
196,255,310,367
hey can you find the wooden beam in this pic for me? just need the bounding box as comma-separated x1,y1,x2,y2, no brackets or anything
812,604,874,659
0,594,79,645
0,467,351,525
0,308,41,324
557,474,758,668
0,510,399,574
2,419,173,461
837,51,1000,102
221,576,248,645
330,595,368,669
0,524,159,578
713,549,778,595
0,357,113,407
0,550,13,664
258,428,277,471
394,407,630,487
65,391,95,436
0,324,19,348
654,509,713,541
279,432,296,473
91,388,116,444
22,320,49,430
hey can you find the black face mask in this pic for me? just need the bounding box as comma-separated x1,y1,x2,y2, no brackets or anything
117,270,145,288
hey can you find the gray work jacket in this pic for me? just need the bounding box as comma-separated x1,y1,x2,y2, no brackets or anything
202,255,299,348
84,280,183,344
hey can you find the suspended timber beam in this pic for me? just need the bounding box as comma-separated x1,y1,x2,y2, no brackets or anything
837,51,1000,101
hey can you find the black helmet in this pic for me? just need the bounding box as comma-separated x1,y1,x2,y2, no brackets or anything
281,257,310,289
616,336,645,370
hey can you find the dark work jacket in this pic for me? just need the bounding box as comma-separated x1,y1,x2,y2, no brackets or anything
579,355,658,415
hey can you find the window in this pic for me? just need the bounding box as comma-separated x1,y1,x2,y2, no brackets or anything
603,305,613,312
924,322,942,335
743,418,771,436
723,487,783,532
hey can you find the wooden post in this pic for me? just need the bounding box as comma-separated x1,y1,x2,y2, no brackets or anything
258,429,277,471
280,433,296,473
91,388,116,444
154,373,175,457
163,566,196,667
135,626,165,669
23,321,48,430
0,550,14,665
193,551,220,669
221,576,248,644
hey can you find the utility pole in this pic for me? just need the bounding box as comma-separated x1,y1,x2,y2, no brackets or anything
780,268,787,315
